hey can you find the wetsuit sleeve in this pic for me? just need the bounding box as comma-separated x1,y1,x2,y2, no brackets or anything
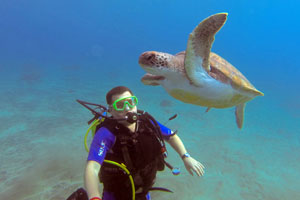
156,120,175,140
87,127,115,165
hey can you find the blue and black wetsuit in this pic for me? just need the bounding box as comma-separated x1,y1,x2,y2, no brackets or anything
87,117,174,200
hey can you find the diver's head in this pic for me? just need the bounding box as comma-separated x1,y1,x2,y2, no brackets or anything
106,86,138,120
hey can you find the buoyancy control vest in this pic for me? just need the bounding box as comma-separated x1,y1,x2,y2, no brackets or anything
96,113,166,200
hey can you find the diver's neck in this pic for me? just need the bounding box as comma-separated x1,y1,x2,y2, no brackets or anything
126,122,137,133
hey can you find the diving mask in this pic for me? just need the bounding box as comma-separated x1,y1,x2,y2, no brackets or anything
112,96,138,111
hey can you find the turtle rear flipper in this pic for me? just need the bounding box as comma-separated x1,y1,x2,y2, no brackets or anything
235,103,245,129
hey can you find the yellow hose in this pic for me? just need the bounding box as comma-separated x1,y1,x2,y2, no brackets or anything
84,119,101,152
103,160,135,200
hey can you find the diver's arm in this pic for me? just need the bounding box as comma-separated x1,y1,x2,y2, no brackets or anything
167,134,205,176
167,134,188,157
84,160,102,199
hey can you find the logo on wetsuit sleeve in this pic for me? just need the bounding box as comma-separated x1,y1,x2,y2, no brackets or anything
98,140,106,156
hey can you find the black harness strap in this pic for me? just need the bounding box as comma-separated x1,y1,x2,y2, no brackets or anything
120,140,134,171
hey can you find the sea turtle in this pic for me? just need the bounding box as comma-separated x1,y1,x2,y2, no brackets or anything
138,13,264,129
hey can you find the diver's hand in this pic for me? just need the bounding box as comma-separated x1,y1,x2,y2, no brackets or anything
183,157,205,176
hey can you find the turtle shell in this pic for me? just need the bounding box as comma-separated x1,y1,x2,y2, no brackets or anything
208,52,264,96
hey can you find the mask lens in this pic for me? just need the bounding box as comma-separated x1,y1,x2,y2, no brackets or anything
129,96,138,106
126,97,135,106
115,101,125,109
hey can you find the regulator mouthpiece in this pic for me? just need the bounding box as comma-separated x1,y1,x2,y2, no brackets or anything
126,112,138,124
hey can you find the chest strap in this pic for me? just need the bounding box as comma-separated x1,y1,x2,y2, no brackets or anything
120,138,134,171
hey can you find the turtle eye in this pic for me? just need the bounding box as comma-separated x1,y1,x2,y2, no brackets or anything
146,54,154,61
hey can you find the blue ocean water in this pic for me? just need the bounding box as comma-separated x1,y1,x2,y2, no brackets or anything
0,1,299,200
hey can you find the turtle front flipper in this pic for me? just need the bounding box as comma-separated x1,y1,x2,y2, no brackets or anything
235,103,246,129
184,13,228,86
141,73,165,86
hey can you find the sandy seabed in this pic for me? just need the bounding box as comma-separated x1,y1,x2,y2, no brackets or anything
1,68,299,200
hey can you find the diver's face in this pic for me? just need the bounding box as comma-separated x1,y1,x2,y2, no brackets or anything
109,91,137,119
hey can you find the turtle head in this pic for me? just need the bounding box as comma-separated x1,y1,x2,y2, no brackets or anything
138,51,180,76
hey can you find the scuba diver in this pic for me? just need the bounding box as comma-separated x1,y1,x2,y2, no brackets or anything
71,86,205,200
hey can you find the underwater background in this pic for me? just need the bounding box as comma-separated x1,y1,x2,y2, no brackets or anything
0,0,299,199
